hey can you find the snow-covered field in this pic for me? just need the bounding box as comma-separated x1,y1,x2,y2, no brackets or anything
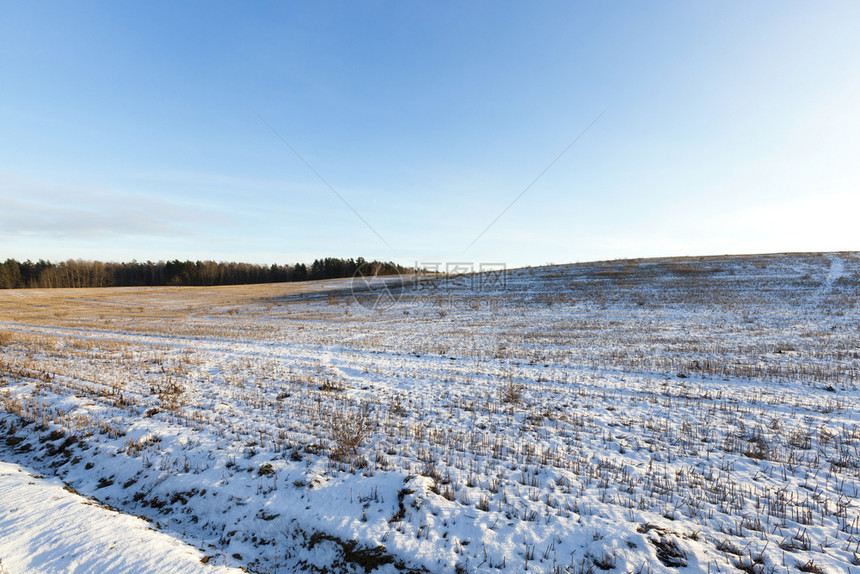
1,252,859,573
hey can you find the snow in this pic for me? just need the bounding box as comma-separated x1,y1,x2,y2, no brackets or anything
0,460,241,573
0,252,858,573
818,253,846,299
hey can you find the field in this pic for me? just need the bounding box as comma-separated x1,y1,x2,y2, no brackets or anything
1,252,859,573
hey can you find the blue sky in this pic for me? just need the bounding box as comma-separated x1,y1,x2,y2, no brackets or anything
1,1,858,268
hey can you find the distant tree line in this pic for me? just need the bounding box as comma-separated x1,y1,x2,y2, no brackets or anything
0,257,408,289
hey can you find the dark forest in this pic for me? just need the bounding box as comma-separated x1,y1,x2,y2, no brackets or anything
0,257,408,289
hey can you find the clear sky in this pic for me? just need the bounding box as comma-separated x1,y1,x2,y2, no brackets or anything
1,1,858,268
